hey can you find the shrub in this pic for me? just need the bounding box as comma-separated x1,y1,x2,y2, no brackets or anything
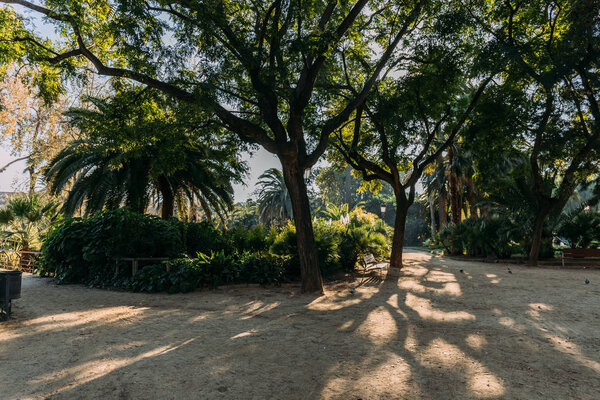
557,210,600,248
222,225,275,253
40,209,182,285
181,221,224,255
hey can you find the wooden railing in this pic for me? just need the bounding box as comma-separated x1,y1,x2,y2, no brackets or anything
0,249,41,273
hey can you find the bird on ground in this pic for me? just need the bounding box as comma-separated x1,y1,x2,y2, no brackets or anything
507,267,512,274
460,269,464,273
350,288,356,294
585,279,590,284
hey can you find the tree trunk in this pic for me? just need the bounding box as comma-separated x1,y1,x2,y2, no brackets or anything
27,165,37,195
429,195,436,237
438,193,448,228
390,197,409,269
527,207,552,266
158,175,174,220
281,159,324,294
448,147,461,224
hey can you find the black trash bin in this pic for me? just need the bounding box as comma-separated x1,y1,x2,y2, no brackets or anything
0,270,22,319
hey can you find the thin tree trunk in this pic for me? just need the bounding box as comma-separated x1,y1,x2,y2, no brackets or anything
429,195,436,237
27,165,37,195
390,196,409,269
281,159,324,294
448,146,461,224
158,175,174,220
438,193,448,228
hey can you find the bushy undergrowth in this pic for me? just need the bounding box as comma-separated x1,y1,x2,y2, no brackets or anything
40,208,388,292
435,216,523,258
270,208,389,278
130,251,288,293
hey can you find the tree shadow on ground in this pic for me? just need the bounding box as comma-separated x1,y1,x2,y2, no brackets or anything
1,250,599,399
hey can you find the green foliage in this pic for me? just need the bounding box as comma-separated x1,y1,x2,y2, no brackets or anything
45,88,245,219
222,225,275,253
181,221,224,256
435,216,523,259
270,211,390,278
557,211,600,249
40,209,183,284
130,252,288,293
39,209,289,291
0,194,59,251
255,168,292,226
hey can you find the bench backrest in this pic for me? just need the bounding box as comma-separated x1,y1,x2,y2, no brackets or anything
363,253,376,264
562,248,600,258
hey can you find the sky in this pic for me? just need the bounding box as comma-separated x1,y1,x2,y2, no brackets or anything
0,144,280,201
0,3,281,201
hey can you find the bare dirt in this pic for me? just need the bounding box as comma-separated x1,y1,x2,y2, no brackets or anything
1,250,599,400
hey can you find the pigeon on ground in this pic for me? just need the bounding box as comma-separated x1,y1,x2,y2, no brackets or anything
507,267,512,274
585,279,590,285
350,288,356,294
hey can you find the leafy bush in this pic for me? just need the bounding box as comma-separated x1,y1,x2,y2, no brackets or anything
557,210,600,249
130,251,287,292
181,221,224,255
40,209,182,285
222,225,275,253
270,213,390,278
435,216,522,258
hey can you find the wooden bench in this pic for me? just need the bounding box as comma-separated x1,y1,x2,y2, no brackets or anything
362,253,388,272
561,248,600,267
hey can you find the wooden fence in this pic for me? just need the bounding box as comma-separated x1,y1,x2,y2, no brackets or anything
0,249,41,273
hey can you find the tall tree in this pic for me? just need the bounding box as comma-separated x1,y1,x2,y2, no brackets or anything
331,9,494,268
466,0,600,265
0,0,427,292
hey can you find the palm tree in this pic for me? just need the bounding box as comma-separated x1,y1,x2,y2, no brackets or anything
256,168,292,225
45,89,245,220
0,194,58,269
45,139,242,220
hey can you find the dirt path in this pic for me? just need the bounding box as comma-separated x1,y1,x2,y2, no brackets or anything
1,250,599,399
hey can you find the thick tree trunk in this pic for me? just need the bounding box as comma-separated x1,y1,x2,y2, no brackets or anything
390,199,409,269
281,159,324,294
527,210,549,266
158,175,174,220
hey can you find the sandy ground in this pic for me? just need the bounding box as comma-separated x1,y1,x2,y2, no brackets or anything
1,250,599,400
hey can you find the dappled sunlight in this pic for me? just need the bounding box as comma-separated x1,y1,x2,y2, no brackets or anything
231,329,258,340
320,353,419,399
0,306,151,341
545,335,600,374
401,264,430,277
526,303,554,320
417,338,505,398
3,252,600,399
28,338,196,397
405,293,475,322
356,307,399,344
398,278,462,297
465,334,487,351
239,300,280,320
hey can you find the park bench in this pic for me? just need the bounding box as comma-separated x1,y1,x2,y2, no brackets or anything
561,248,600,267
362,253,388,273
